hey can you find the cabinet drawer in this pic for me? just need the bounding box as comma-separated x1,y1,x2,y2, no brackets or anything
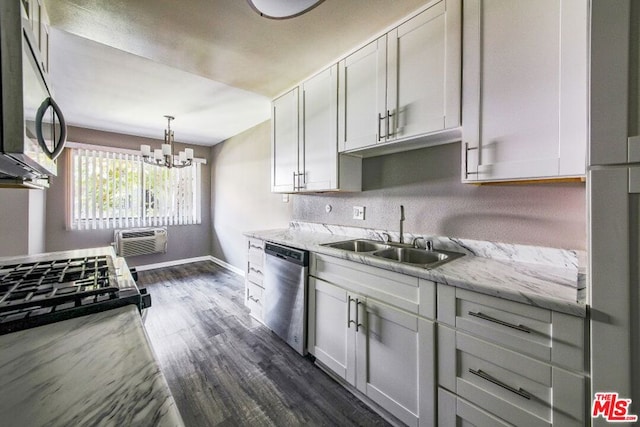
438,326,585,427
247,261,264,287
310,253,423,315
438,286,585,371
438,388,510,427
247,238,265,268
246,281,263,319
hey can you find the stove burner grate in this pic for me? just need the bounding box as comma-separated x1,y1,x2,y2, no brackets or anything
0,256,119,314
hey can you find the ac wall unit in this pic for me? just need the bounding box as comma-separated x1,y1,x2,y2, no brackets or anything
114,227,167,257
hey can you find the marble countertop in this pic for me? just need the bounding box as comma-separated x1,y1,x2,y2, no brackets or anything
0,305,184,427
245,227,586,317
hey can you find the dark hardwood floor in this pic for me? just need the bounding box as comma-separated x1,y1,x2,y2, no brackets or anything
139,262,391,427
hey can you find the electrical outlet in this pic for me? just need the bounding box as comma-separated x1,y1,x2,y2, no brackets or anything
353,206,365,220
282,194,289,203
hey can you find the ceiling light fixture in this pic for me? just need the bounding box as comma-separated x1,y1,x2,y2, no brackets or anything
247,0,325,19
140,115,194,168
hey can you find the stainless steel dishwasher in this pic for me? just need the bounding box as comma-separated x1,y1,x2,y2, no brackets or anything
263,242,309,356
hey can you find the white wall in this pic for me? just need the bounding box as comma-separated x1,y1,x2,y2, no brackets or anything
0,189,46,256
210,121,293,269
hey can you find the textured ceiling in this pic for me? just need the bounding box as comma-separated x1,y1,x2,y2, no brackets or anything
44,0,429,144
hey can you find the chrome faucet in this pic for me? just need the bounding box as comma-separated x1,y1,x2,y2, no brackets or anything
399,205,405,244
413,237,434,251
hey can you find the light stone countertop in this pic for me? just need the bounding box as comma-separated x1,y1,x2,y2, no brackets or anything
0,305,184,427
245,228,586,317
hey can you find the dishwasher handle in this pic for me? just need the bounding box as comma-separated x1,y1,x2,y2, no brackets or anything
264,242,308,266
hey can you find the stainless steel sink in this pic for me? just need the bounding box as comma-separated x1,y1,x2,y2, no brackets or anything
372,247,445,263
322,238,464,268
322,239,391,252
372,247,463,268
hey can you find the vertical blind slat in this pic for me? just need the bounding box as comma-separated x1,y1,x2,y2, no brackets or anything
82,149,88,231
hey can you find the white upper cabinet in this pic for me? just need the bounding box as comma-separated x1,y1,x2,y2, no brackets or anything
271,66,361,193
301,66,339,191
389,0,461,140
271,88,299,193
338,0,462,154
462,0,588,182
338,38,386,152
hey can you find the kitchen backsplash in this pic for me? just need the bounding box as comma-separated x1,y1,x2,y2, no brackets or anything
292,143,586,251
290,221,585,275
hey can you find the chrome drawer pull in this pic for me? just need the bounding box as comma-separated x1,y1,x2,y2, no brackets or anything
249,267,263,275
249,244,263,251
469,368,531,400
248,295,260,303
468,311,531,333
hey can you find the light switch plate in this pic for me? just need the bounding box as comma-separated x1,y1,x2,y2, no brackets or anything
353,206,365,220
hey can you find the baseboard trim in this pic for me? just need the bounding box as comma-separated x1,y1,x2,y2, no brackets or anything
135,255,245,277
135,256,213,272
209,256,245,277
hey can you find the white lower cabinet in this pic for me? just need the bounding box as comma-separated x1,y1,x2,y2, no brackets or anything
307,277,350,379
307,253,588,426
437,285,587,426
308,255,436,426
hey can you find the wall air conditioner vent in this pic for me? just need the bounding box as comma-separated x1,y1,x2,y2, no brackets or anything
122,230,155,239
114,227,168,257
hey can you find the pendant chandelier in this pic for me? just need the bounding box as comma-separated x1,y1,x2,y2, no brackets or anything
140,115,194,168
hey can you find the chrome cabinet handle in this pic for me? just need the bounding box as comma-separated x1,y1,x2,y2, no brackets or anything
386,110,393,138
464,142,479,179
347,296,356,329
468,311,531,333
299,171,306,190
469,368,531,400
292,171,304,191
248,295,260,303
356,299,364,332
248,243,263,251
377,113,385,141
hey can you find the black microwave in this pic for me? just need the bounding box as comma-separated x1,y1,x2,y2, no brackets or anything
0,1,66,189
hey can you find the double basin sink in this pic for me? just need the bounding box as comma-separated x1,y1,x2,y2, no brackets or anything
321,239,463,269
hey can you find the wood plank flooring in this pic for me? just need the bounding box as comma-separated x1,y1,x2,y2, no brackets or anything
139,262,391,427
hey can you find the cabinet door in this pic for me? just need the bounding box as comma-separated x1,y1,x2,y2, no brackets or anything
307,278,354,382
462,0,587,182
387,0,461,141
300,65,338,191
338,37,387,152
358,299,428,427
271,88,299,192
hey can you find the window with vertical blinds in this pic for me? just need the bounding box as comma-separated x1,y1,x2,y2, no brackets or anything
67,145,202,230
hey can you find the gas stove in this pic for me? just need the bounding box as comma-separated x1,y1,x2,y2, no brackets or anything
0,250,148,334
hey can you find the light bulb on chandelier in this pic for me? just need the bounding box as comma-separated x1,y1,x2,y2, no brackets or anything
140,115,194,168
